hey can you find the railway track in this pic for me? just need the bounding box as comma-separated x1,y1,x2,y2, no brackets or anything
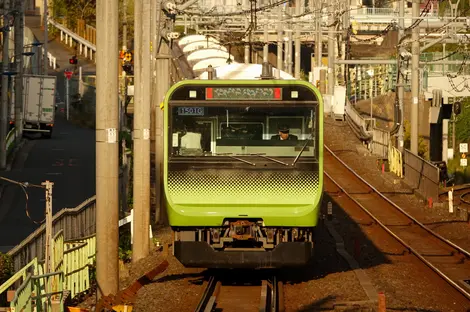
462,191,470,206
324,145,470,308
195,271,284,312
440,183,470,209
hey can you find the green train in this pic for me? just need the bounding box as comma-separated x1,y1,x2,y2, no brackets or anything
163,76,323,269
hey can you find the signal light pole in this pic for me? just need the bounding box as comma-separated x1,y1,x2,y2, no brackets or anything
96,0,120,299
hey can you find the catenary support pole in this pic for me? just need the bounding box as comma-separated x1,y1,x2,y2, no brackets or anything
452,104,456,155
263,11,268,63
294,0,301,79
1,0,11,170
327,0,335,95
277,4,283,71
96,0,120,299
14,0,24,142
316,0,322,66
244,0,249,64
284,30,289,73
288,30,293,75
397,0,405,151
411,0,420,154
132,0,152,262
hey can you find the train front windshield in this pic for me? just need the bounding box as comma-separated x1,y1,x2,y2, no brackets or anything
168,103,318,161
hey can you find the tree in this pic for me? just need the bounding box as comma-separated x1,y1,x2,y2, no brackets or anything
455,99,470,143
51,0,96,27
51,0,135,48
439,0,470,17
0,252,12,284
403,120,428,158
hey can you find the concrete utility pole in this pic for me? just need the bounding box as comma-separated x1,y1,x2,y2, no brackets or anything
294,0,301,79
14,0,24,141
315,0,322,66
1,0,11,170
42,180,54,275
132,0,152,262
151,0,157,87
397,0,405,151
154,0,169,225
327,0,335,95
96,0,119,299
411,0,420,154
43,0,48,75
121,0,128,133
152,0,170,223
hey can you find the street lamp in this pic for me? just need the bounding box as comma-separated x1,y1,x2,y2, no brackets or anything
366,68,374,131
10,51,35,63
25,42,43,48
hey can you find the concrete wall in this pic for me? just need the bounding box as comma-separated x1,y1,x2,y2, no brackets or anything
5,26,39,73
25,0,41,16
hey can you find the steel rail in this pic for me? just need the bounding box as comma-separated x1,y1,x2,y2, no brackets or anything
324,144,470,302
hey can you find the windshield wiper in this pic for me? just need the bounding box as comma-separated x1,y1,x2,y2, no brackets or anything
238,153,289,166
214,153,256,166
292,135,312,166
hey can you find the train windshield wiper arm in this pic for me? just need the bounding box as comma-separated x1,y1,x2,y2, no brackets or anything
214,153,256,166
240,153,289,166
292,135,312,166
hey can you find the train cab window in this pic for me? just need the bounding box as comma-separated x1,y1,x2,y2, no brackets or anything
169,104,318,161
220,122,264,140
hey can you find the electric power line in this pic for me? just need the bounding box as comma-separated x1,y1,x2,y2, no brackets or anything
0,176,47,224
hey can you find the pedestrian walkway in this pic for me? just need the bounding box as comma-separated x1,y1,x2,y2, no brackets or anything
25,15,96,75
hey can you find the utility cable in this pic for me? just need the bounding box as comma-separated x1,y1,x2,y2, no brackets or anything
0,176,47,224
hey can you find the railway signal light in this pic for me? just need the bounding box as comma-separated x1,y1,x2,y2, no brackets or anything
69,56,78,65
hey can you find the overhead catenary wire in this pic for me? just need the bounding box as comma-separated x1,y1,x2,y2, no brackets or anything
182,0,465,48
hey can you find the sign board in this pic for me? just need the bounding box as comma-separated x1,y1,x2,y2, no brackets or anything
64,71,73,80
460,143,468,153
461,158,467,167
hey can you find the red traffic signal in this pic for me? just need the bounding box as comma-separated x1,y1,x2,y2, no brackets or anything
69,56,78,65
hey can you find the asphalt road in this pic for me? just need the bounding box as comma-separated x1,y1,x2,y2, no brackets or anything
0,112,96,252
0,17,98,253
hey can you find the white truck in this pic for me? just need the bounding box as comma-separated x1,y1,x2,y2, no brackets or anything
10,75,57,139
